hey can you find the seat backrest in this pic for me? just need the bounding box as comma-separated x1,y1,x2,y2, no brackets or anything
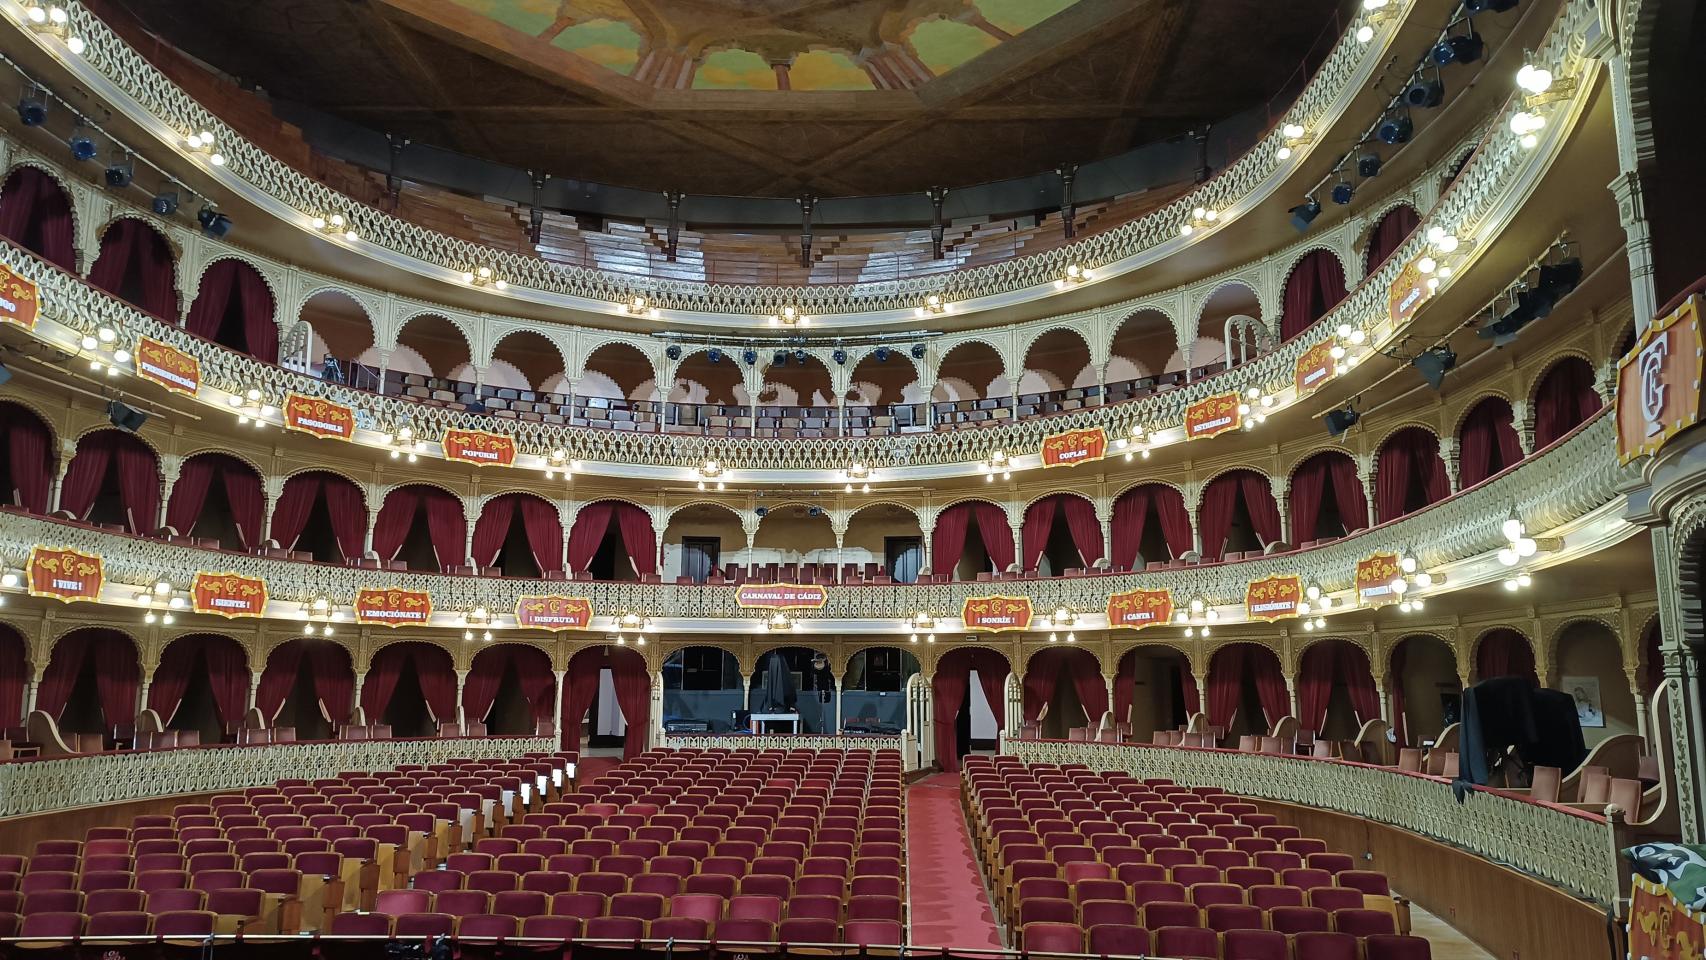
1529,765,1562,803
1577,765,1610,803
1609,777,1645,820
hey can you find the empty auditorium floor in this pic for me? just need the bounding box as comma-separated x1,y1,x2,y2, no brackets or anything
905,772,1003,948
1406,904,1493,959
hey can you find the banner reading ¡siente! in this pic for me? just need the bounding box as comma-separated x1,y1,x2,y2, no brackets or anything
443,428,518,468
191,571,268,618
282,392,355,440
1184,392,1241,440
135,336,202,396
1040,427,1108,468
27,546,103,603
0,263,40,329
514,595,594,630
1245,574,1303,622
354,587,432,627
736,583,829,610
1106,588,1174,630
962,595,1034,632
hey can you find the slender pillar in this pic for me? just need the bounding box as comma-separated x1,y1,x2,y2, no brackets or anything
1099,518,1113,568
831,671,844,735
1103,674,1116,732
1631,680,1650,742
24,677,38,719
137,678,151,717
464,518,478,571
455,669,468,728
49,455,72,515
351,671,366,724
362,513,376,558
248,675,262,712
551,670,566,737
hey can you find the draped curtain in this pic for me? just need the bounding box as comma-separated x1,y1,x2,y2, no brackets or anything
1289,453,1369,540
413,648,457,723
519,496,565,575
372,486,466,568
362,643,456,723
930,503,972,578
2,402,53,513
319,476,367,561
1249,648,1289,728
307,642,354,723
1280,249,1348,341
165,454,263,549
59,430,160,533
1060,495,1104,568
1110,488,1150,570
1020,498,1056,573
560,649,606,750
1199,471,1279,559
931,653,971,772
1018,496,1101,571
1240,472,1282,546
1114,653,1136,725
1364,205,1420,275
0,166,76,269
1476,629,1537,685
971,651,1007,732
1458,398,1525,487
37,629,137,728
469,645,558,725
1181,669,1201,717
613,502,657,577
1533,360,1603,448
609,649,651,759
149,635,247,728
1389,643,1411,747
90,219,177,319
0,627,26,724
1297,640,1381,733
185,260,278,362
360,643,409,721
255,641,306,723
1375,429,1450,523
1023,648,1107,724
973,502,1015,573
566,501,615,572
270,472,366,557
471,496,517,568
1206,645,1246,728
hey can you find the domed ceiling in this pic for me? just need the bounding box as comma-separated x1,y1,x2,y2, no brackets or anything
104,0,1350,196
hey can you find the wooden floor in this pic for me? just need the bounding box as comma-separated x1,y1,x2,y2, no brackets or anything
1410,902,1495,960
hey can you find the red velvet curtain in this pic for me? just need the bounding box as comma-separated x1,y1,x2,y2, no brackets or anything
1153,486,1194,559
238,266,279,363
1533,359,1602,448
269,475,320,550
463,647,507,723
471,496,517,568
221,461,265,551
1376,429,1450,523
974,502,1015,573
149,635,246,728
1061,495,1104,568
1020,498,1057,573
1365,205,1420,275
411,647,456,723
560,649,606,750
1110,487,1150,570
609,649,651,759
1289,453,1369,541
1249,648,1289,728
38,630,136,728
184,261,235,341
1328,454,1368,532
360,643,408,721
1389,642,1410,747
0,166,76,269
1240,471,1282,546
371,488,420,561
373,486,465,568
1476,629,1537,685
1199,475,1239,561
1022,652,1057,723
423,489,468,570
59,431,159,532
613,502,657,577
1297,644,1335,734
1280,249,1348,341
566,501,615,573
1181,668,1201,716
255,640,307,723
930,503,973,578
308,642,354,723
519,496,565,574
0,626,27,724
2,402,53,513
1458,398,1525,487
319,475,366,561
1114,653,1136,725
971,650,1007,732
90,219,177,319
164,456,213,537
1338,643,1380,725
1206,645,1246,728
932,652,971,772
165,454,262,548
186,260,278,362
1022,648,1106,724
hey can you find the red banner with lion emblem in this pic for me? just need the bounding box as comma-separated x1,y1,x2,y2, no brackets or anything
1106,588,1174,630
27,546,102,602
962,595,1033,632
191,571,268,618
514,595,593,630
354,587,432,627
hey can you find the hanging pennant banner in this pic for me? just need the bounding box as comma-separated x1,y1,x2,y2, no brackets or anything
135,336,202,396
1388,257,1436,325
282,393,355,440
191,571,269,618
27,546,103,603
962,595,1033,632
736,583,828,610
1106,588,1174,630
514,595,594,630
1294,339,1337,395
1354,553,1403,607
1040,427,1107,468
0,263,40,329
354,587,432,627
1184,392,1241,440
443,428,518,468
1245,574,1303,622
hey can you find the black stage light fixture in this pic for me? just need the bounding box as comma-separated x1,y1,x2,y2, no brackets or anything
832,348,847,365
707,348,722,363
151,191,179,216
772,350,788,366
665,344,681,360
1377,114,1414,145
910,343,927,360
742,349,758,365
104,154,134,189
107,400,148,433
197,205,232,238
1432,31,1484,66
874,347,891,362
1325,405,1360,437
1465,0,1517,13
1331,180,1355,205
16,90,46,127
1538,258,1584,299
1405,77,1445,108
68,127,98,162
793,349,808,364
1411,345,1458,390
1357,153,1383,178
754,506,768,518
1289,198,1321,233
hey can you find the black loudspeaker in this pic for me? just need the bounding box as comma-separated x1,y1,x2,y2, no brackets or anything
107,400,148,433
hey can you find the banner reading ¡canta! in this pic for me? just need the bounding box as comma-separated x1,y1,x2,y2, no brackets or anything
1106,588,1174,630
443,428,517,467
1040,427,1107,468
135,336,202,395
191,571,268,618
282,392,355,440
514,595,593,630
1294,339,1336,395
1245,574,1303,622
1354,552,1403,607
0,263,41,329
736,583,828,610
962,595,1033,632
27,546,103,602
1184,392,1241,440
353,587,432,627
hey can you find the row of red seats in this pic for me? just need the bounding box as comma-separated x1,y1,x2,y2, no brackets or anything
1023,922,1431,960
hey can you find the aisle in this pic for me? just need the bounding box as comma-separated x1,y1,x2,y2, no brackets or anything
905,772,1004,949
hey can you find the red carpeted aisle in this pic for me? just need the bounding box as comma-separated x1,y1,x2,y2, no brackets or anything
906,772,1004,949
575,755,619,782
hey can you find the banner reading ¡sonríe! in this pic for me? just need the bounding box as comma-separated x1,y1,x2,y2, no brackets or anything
1388,257,1436,325
1245,574,1303,622
443,428,518,468
282,392,355,440
515,595,593,630
1040,427,1107,468
1106,588,1174,630
1354,552,1403,607
736,583,828,610
0,263,40,329
191,571,268,618
962,595,1033,632
354,587,432,627
135,336,202,395
1184,392,1241,440
1294,339,1336,395
1618,293,1703,463
27,546,102,602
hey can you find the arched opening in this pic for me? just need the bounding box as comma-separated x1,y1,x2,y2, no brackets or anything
1533,357,1602,448
662,646,744,733
1365,204,1420,275
1288,451,1368,545
843,647,920,734
465,644,555,736
1020,494,1103,575
756,353,835,438
1458,397,1524,487
1296,639,1380,742
1375,427,1450,522
752,504,836,582
0,167,76,269
1110,483,1193,571
666,350,750,436
845,352,924,435
1475,628,1538,686
1554,621,1637,747
1206,643,1287,740
662,503,745,584
930,647,1008,771
750,647,836,733
566,500,656,581
472,492,564,577
1641,619,1662,701
560,645,650,758
90,219,177,319
1388,634,1459,747
489,331,566,394
60,429,160,534
932,342,1008,427
1280,249,1348,342
374,485,467,573
271,471,365,563
1183,283,1261,378
186,260,278,362
362,642,456,737
0,401,55,514
390,314,474,407
0,624,32,727
300,291,376,388
930,500,1015,581
256,638,353,738
1115,647,1197,743
577,342,661,431
38,628,139,743
844,504,923,584
1017,329,1097,416
149,633,248,745
1200,470,1280,561
1023,647,1108,739
164,452,264,551
1106,309,1179,401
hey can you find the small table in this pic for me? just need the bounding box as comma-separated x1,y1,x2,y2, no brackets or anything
749,712,801,734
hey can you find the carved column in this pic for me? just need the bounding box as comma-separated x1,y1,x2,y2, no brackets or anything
1007,516,1024,575
1192,672,1209,724
832,669,845,735
1650,524,1705,840
248,673,262,713
1628,669,1650,742
464,515,478,571
351,671,366,725
651,669,665,750
1103,674,1116,731
455,669,468,728
1437,435,1461,493
157,456,181,534
1513,401,1536,456
917,508,938,578
1357,455,1377,529
262,475,286,544
1605,52,1659,333
50,446,73,515
1271,475,1290,545
551,670,566,744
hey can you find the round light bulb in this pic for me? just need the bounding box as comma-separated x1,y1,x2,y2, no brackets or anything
1497,547,1519,567
1502,517,1524,541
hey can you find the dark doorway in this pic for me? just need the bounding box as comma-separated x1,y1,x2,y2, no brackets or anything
188,478,244,550
380,660,435,737
885,536,922,583
492,510,542,578
682,537,720,584
295,495,345,563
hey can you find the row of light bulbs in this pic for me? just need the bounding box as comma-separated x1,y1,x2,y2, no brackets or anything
79,324,131,375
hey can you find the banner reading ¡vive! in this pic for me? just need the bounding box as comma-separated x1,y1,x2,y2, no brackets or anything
282,392,355,440
961,595,1033,632
0,263,41,329
443,428,518,468
1354,552,1403,607
514,595,593,630
1039,427,1107,468
135,336,202,396
191,571,269,618
735,583,828,610
1245,574,1303,622
354,587,432,627
1106,588,1174,630
26,546,103,603
1184,392,1241,440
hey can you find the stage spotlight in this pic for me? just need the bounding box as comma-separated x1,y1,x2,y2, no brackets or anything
107,400,149,433
1464,0,1516,12
832,348,847,365
16,90,46,127
665,344,681,360
1377,114,1413,144
151,191,179,216
1289,198,1321,233
104,154,134,189
742,349,758,365
1405,78,1445,108
1538,258,1583,299
793,349,808,364
772,350,788,367
1432,32,1484,66
197,205,232,238
707,348,723,364
910,343,926,360
1331,181,1355,205
1356,153,1382,178
1325,405,1360,437
1411,345,1457,390
68,127,98,162
874,347,891,363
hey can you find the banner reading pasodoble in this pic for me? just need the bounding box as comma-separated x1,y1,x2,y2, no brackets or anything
27,546,102,603
735,583,828,610
961,595,1033,632
1184,392,1241,440
443,428,517,468
1618,294,1703,463
282,392,355,441
1294,339,1336,395
1388,257,1436,325
1245,574,1303,622
1106,588,1174,630
354,587,432,627
135,336,202,396
514,595,593,630
191,571,268,618
1355,553,1402,607
0,263,40,329
1040,427,1107,468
